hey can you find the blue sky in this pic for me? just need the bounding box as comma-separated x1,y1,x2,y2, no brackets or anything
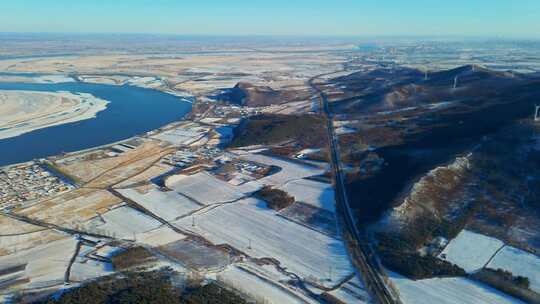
0,0,539,37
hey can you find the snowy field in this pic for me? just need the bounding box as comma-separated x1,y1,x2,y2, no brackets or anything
0,228,65,257
389,271,524,304
279,202,337,237
117,186,201,221
173,198,353,288
70,258,113,282
0,90,109,140
237,153,325,192
137,226,186,247
0,238,76,290
0,74,75,84
34,75,76,84
152,127,207,146
126,76,163,89
280,179,335,212
85,206,162,239
439,230,505,272
218,266,315,304
166,171,246,205
487,246,540,293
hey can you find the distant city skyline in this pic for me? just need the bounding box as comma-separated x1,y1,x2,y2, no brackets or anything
0,0,539,38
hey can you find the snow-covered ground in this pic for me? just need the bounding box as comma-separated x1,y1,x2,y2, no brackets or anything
439,230,504,272
335,126,357,135
34,75,76,84
388,271,524,304
0,238,76,290
0,74,75,84
166,171,246,205
137,226,186,247
126,76,163,89
280,179,335,212
0,90,109,140
218,266,315,304
237,153,325,192
70,258,113,282
328,276,372,303
0,229,65,257
173,198,353,288
152,126,208,146
117,186,201,221
78,75,163,89
487,246,540,293
78,75,128,85
85,206,162,239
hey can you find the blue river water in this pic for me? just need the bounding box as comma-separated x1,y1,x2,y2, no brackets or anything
0,82,192,166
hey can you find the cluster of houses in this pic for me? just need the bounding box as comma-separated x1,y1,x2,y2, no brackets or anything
0,163,74,209
212,156,269,185
162,146,223,168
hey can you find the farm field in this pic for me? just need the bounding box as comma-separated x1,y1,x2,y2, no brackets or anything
70,257,113,282
114,162,174,188
117,185,201,221
0,215,65,256
487,246,540,293
137,226,186,247
280,179,335,212
217,266,315,304
240,154,325,186
152,125,209,146
173,198,354,288
388,271,524,304
0,238,76,291
439,230,505,273
17,188,122,228
166,171,246,205
84,205,162,239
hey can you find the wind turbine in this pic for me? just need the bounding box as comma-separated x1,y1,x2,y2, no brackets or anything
453,76,459,89
535,105,540,122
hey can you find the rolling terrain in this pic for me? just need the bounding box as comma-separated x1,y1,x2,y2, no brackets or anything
316,64,540,302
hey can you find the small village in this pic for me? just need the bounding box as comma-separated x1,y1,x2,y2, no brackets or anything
0,163,74,210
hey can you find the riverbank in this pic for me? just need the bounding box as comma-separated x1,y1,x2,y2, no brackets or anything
0,81,192,166
0,90,109,140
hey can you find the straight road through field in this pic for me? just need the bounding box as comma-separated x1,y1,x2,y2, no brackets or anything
308,72,401,304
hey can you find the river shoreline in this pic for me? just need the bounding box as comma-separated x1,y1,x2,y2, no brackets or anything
0,81,192,166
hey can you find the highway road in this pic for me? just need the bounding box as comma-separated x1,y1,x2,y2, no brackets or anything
308,74,401,304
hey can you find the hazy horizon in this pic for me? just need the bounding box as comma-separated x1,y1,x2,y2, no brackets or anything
1,1,539,38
